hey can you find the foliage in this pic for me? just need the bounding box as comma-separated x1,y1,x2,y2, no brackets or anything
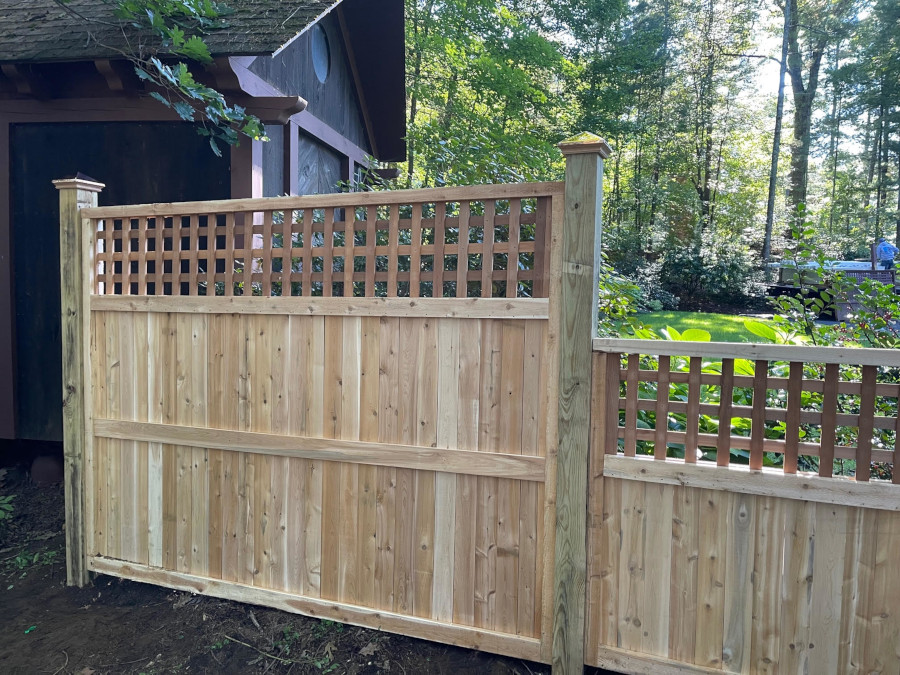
763,217,900,348
56,0,266,154
639,311,777,343
401,0,897,309
404,0,570,188
0,494,14,527
597,261,646,337
657,243,762,310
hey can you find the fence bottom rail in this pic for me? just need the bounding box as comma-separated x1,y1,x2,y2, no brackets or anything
88,556,545,663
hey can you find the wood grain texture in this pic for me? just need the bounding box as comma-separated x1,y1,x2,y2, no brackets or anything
552,147,603,674
86,182,565,219
57,180,102,586
92,295,549,319
86,305,551,660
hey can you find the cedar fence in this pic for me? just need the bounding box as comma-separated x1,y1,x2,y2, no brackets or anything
57,135,900,675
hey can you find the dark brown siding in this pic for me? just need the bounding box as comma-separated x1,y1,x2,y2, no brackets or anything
296,133,343,195
262,123,284,198
248,15,370,153
10,122,229,441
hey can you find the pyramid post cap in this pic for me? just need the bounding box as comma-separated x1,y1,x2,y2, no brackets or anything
558,132,612,158
52,173,105,192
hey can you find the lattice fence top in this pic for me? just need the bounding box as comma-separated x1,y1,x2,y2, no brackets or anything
593,339,900,483
86,183,562,300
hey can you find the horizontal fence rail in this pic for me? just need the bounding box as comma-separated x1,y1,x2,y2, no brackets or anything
593,338,900,483
84,182,562,300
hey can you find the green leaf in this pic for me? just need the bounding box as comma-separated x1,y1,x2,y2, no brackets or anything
744,320,777,342
147,91,171,107
177,35,212,63
173,101,195,120
662,326,682,341
134,67,154,82
680,328,711,342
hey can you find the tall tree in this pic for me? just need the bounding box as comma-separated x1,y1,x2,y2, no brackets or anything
779,0,856,219
763,0,790,261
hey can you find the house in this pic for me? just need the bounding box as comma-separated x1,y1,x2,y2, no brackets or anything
0,0,405,448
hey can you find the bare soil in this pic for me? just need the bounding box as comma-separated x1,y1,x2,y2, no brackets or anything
0,473,609,675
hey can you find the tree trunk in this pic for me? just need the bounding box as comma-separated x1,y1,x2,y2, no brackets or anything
405,0,436,187
827,41,842,236
648,0,671,234
784,0,828,222
862,108,875,235
763,0,790,261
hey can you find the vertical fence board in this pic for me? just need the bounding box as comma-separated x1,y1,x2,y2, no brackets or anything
454,319,480,626
750,496,786,674
105,313,121,561
434,319,459,622
596,477,621,653
190,314,209,577
618,479,645,652
118,311,137,563
809,503,848,673
722,493,755,672
668,485,699,663
641,483,672,657
865,509,900,672
779,500,816,673
376,317,399,611
694,488,727,668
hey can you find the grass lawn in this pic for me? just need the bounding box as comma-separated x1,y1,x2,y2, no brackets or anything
632,310,773,343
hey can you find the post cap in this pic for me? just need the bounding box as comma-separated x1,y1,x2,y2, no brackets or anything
52,172,105,192
558,132,612,159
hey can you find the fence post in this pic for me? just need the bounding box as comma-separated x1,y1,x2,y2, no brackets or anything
54,175,104,587
552,133,611,674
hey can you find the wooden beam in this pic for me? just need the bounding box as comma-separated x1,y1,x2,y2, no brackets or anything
89,557,544,663
93,59,125,92
92,420,547,481
551,133,609,675
0,118,13,439
591,645,725,675
292,110,370,168
0,64,47,98
54,176,105,587
593,337,900,368
603,456,900,511
90,295,550,319
336,6,379,159
230,137,264,199
232,96,307,124
83,181,564,219
284,120,299,195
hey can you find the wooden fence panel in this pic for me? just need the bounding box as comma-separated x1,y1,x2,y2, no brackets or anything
585,476,900,674
587,343,900,674
86,303,552,659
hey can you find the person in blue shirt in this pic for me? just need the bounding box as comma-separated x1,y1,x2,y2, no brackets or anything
876,237,899,269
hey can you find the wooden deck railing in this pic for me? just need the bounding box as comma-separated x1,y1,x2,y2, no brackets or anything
86,182,561,299
592,338,900,483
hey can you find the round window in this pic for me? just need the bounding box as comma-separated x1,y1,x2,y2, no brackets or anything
311,24,330,84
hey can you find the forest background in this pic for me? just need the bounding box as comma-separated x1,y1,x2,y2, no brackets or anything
397,0,900,313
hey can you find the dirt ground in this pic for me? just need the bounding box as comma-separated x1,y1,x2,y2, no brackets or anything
0,470,612,675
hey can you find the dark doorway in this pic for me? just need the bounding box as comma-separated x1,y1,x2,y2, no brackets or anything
10,121,229,441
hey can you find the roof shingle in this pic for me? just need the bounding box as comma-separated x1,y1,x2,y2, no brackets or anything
0,0,339,63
